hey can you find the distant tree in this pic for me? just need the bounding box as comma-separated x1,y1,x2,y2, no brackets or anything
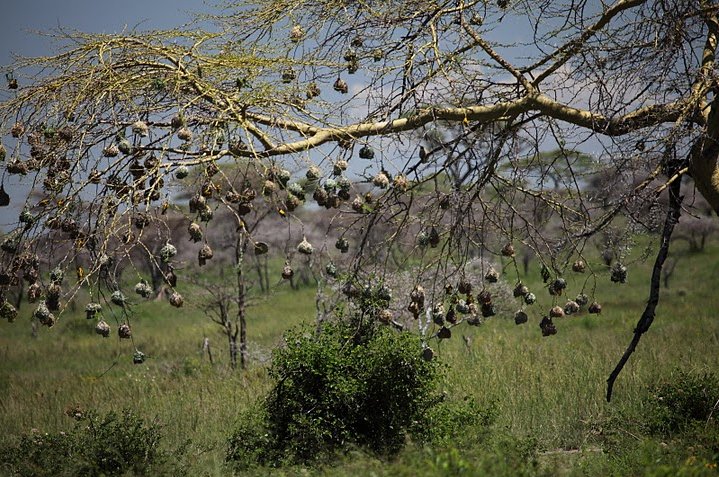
673,187,718,252
1,0,719,398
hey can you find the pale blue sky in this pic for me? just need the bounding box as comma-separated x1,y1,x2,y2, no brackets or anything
0,1,204,63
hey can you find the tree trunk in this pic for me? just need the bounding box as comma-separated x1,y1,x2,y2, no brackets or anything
235,233,248,370
239,299,247,370
263,256,270,293
690,144,719,216
253,256,266,293
14,277,23,310
229,332,238,369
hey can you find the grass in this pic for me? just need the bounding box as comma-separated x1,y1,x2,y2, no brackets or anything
1,238,718,475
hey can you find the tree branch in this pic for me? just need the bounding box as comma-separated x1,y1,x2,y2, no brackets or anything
234,95,692,158
529,0,647,84
606,176,683,402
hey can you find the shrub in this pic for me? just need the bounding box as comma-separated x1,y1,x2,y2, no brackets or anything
646,369,719,435
0,409,183,477
227,319,441,468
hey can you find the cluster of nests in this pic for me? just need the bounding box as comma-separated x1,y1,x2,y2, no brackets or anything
2,113,423,324
403,247,612,349
408,268,505,333
512,260,604,337
260,159,408,218
4,118,171,205
12,261,64,328
285,26,384,97
4,122,79,196
413,266,508,361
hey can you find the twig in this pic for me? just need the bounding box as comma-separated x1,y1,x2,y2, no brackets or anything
707,397,719,427
606,178,683,402
202,337,214,365
654,167,688,195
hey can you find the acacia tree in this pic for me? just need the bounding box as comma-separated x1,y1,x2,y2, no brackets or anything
1,0,718,399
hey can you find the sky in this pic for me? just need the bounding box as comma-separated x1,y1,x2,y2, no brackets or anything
0,0,202,63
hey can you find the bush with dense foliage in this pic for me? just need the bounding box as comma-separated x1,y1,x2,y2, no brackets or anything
0,409,184,477
646,369,719,436
227,318,448,468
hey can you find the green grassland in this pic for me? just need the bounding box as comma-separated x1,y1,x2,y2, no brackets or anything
1,238,718,476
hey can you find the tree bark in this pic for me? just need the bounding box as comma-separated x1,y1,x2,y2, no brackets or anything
690,143,719,216
689,6,719,215
235,233,248,370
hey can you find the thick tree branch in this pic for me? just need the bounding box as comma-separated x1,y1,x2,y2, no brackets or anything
688,7,719,214
236,94,691,158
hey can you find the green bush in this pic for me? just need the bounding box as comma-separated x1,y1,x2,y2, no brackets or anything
646,369,719,435
227,319,441,468
0,409,184,477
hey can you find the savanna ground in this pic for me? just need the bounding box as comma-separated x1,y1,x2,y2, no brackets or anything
1,237,718,476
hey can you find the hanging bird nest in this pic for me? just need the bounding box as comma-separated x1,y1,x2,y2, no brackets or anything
289,25,305,42
0,301,18,322
540,316,557,336
377,309,393,324
297,237,314,255
335,237,349,253
572,260,586,273
198,244,214,266
333,160,348,175
575,293,589,307
306,165,322,180
501,242,515,257
564,300,580,315
175,165,189,179
134,280,153,298
131,120,149,137
282,262,294,280
513,282,529,298
118,323,132,339
610,263,627,283
393,175,408,192
177,127,193,142
549,306,565,318
188,222,203,242
102,144,119,157
325,262,338,277
306,82,321,99
85,302,102,320
159,243,177,263
358,145,374,159
484,267,499,283
111,290,127,306
95,320,111,337
372,172,389,188
458,280,472,295
333,78,348,94
169,292,184,308
514,310,528,325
